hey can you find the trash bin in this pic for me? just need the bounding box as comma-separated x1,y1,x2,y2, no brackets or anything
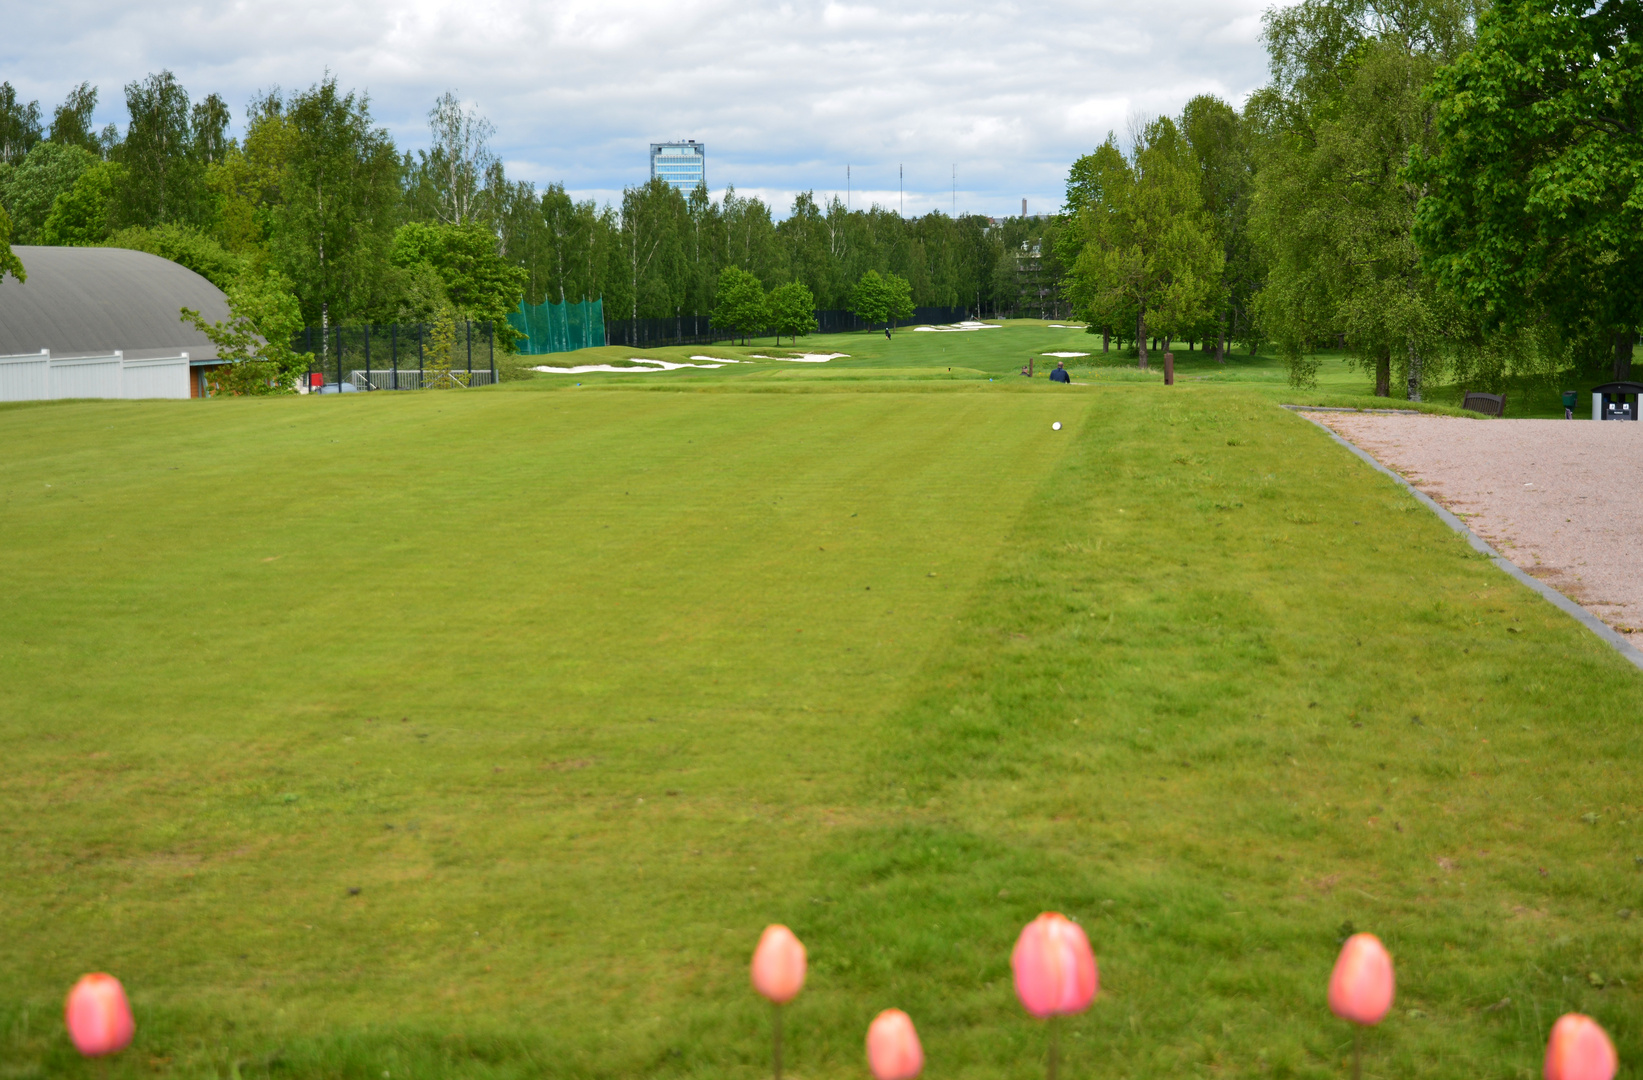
1591,382,1643,421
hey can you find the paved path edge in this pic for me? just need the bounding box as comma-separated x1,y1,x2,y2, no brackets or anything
1284,405,1643,673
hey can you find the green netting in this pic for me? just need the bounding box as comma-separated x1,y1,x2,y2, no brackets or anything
508,298,606,355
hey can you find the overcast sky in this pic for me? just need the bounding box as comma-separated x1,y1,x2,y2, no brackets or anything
2,0,1281,219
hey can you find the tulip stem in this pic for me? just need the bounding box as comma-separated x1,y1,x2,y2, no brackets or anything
1047,1016,1060,1080
1352,1027,1361,1080
772,1002,783,1080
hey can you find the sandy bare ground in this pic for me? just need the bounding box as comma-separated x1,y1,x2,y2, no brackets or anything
1314,413,1643,643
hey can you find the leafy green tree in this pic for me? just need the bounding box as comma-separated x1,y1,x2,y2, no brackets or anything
710,265,768,343
615,177,689,321
778,192,835,310
391,221,528,349
0,204,25,283
0,82,42,165
114,71,205,227
180,270,305,393
1250,0,1480,394
851,268,888,328
882,269,914,327
202,90,291,258
1064,120,1223,367
268,77,401,328
1413,0,1643,381
49,83,101,156
191,94,232,167
405,92,497,227
105,223,243,289
0,141,96,243
421,306,465,387
41,161,124,245
767,280,818,344
523,182,613,307
1181,94,1261,360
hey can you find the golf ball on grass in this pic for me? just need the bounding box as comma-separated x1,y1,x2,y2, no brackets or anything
1052,422,1062,431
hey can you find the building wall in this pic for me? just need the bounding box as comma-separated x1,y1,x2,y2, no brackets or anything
650,142,705,192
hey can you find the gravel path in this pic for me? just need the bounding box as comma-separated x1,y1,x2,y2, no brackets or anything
1314,413,1643,643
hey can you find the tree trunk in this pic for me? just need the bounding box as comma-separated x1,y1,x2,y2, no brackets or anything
1406,341,1423,402
1375,350,1390,397
1216,316,1226,364
1137,308,1149,370
1614,330,1634,382
1103,326,1110,353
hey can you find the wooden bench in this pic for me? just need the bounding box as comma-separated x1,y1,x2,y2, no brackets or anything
1462,391,1507,417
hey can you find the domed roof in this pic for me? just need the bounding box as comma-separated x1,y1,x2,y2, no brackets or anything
0,246,232,360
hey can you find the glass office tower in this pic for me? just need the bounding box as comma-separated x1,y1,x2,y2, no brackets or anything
650,141,705,192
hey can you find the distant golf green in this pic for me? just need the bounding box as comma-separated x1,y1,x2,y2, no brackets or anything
2,323,1637,1079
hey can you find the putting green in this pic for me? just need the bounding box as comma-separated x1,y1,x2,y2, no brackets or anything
2,352,1638,1078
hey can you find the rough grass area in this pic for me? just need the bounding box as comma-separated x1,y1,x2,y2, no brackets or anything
1,331,1639,1079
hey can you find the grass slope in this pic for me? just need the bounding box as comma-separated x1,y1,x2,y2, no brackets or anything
520,320,1626,417
1,336,1639,1079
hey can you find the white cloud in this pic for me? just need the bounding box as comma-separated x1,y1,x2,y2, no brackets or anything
0,0,1280,217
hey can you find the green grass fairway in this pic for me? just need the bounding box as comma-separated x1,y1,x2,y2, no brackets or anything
3,335,1640,1079
516,320,1606,417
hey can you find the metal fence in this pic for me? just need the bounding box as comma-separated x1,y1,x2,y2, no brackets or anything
347,368,497,391
295,321,498,390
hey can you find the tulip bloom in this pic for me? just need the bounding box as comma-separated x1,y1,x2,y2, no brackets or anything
1544,1014,1617,1080
751,924,807,1004
751,924,807,1079
1328,933,1395,1025
64,973,134,1057
866,1008,924,1080
1012,913,1098,1018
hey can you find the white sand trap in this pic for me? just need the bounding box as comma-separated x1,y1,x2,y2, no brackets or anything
913,321,1002,332
1048,324,1088,329
689,355,743,363
531,358,734,374
747,352,850,363
1043,351,1089,358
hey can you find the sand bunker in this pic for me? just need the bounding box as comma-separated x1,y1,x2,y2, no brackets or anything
531,358,736,374
913,321,1002,332
1315,412,1643,642
1047,324,1089,329
1042,352,1090,358
747,353,849,362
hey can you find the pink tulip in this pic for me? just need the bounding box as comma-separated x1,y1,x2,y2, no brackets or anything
1012,912,1098,1018
1545,1014,1617,1080
751,924,807,1004
866,1008,924,1080
1328,933,1394,1025
64,973,134,1057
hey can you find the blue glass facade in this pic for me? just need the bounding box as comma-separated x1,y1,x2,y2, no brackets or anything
650,141,705,192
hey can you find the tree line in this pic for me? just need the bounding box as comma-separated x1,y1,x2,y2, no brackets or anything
0,74,1056,374
1057,0,1640,397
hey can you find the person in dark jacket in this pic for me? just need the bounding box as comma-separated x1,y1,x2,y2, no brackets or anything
1049,361,1071,383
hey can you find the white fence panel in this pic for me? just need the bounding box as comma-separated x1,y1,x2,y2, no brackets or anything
121,355,190,399
0,351,50,402
51,354,123,399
